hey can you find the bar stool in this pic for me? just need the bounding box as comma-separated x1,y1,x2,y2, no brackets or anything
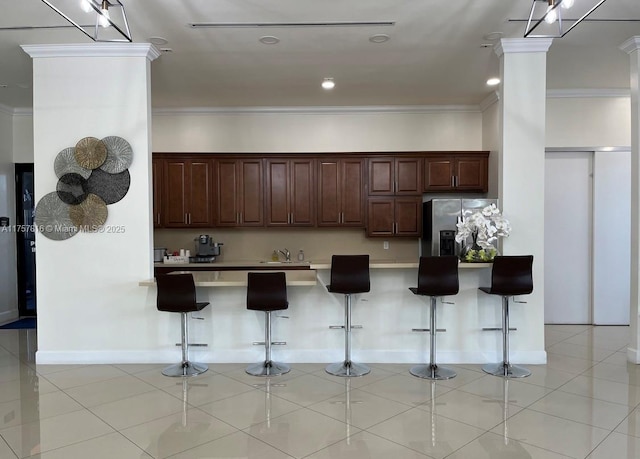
409,256,459,380
156,273,209,377
480,255,534,378
326,254,371,377
246,272,290,377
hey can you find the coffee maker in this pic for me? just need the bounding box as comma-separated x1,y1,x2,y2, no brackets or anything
191,234,223,263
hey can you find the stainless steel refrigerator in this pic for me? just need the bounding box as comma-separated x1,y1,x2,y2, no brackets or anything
421,198,498,257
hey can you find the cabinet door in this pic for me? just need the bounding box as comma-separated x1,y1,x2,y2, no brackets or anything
368,158,394,195
424,157,455,191
366,197,394,237
265,159,290,226
317,159,341,226
290,158,315,226
152,158,163,227
395,158,422,194
163,159,189,227
455,156,488,192
216,159,240,226
395,197,422,236
341,159,365,226
186,160,213,227
238,159,264,226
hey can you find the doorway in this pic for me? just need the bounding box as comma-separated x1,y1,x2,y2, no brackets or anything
15,163,36,317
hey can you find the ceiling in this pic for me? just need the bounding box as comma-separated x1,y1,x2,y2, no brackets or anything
0,0,638,110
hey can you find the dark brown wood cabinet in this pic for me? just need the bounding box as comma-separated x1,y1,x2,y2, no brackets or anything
317,158,365,226
366,196,422,237
162,157,213,228
216,159,264,227
368,157,423,195
152,157,163,228
265,158,315,227
424,154,488,192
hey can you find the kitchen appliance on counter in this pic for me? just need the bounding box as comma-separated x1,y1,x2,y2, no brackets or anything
191,235,223,263
153,248,167,263
421,198,498,257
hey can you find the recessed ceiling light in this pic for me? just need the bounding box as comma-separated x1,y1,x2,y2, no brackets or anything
0,84,7,88
483,32,503,41
259,36,280,45
369,34,390,43
148,36,169,46
322,78,335,90
17,83,30,89
159,48,173,53
486,77,501,86
480,43,493,48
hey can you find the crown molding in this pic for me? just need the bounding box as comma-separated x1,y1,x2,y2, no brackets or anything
620,36,640,54
0,103,13,116
547,88,630,98
152,105,482,116
479,91,500,112
21,43,160,61
495,38,553,57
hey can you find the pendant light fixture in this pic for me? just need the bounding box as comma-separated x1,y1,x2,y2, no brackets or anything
525,0,608,38
40,0,132,42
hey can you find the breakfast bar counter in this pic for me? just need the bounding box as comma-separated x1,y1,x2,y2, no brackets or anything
138,260,545,366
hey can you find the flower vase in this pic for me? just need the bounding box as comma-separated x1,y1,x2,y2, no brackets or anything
460,232,498,263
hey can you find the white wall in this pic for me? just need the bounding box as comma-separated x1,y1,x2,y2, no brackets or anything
13,113,33,163
0,107,19,324
546,97,631,148
152,109,483,152
481,98,500,199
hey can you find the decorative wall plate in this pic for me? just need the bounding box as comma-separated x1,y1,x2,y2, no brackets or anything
69,193,108,231
56,173,88,205
34,192,78,241
74,137,107,170
100,136,133,174
54,147,91,179
86,168,131,204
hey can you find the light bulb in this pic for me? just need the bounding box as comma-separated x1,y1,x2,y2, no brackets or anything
544,5,557,24
98,8,110,27
80,0,92,13
561,0,574,9
486,78,501,86
321,78,335,90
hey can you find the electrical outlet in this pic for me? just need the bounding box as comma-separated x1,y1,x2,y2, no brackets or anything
383,241,389,250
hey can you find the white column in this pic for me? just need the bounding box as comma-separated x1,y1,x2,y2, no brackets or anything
620,37,640,363
22,44,160,363
495,38,553,360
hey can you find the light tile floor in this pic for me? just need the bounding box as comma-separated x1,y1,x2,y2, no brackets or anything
0,325,639,458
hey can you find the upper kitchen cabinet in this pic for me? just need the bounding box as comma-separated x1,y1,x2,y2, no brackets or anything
366,196,422,237
424,153,489,192
162,156,214,228
317,158,365,227
368,157,423,195
216,158,264,227
152,157,163,228
265,158,315,227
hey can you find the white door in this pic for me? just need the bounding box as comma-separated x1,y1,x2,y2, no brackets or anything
545,152,592,324
593,151,630,325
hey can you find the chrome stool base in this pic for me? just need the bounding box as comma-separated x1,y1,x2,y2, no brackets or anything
326,361,371,377
482,362,530,378
409,364,456,380
246,361,291,377
162,361,208,377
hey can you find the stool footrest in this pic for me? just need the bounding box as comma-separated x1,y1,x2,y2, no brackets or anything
329,325,363,329
175,343,208,347
412,328,446,332
252,341,287,345
482,327,517,331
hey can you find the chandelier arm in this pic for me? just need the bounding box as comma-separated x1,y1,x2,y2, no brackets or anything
560,0,608,37
40,0,96,41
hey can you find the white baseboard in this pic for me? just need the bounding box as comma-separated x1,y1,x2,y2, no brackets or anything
35,348,548,365
627,347,640,364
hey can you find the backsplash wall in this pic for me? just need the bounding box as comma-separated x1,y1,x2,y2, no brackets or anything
154,228,419,262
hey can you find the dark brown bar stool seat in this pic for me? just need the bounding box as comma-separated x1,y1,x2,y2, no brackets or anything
246,272,290,377
156,273,209,377
480,255,534,378
326,254,371,377
409,256,459,380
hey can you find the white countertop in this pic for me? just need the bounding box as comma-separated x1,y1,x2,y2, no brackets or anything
140,270,318,287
